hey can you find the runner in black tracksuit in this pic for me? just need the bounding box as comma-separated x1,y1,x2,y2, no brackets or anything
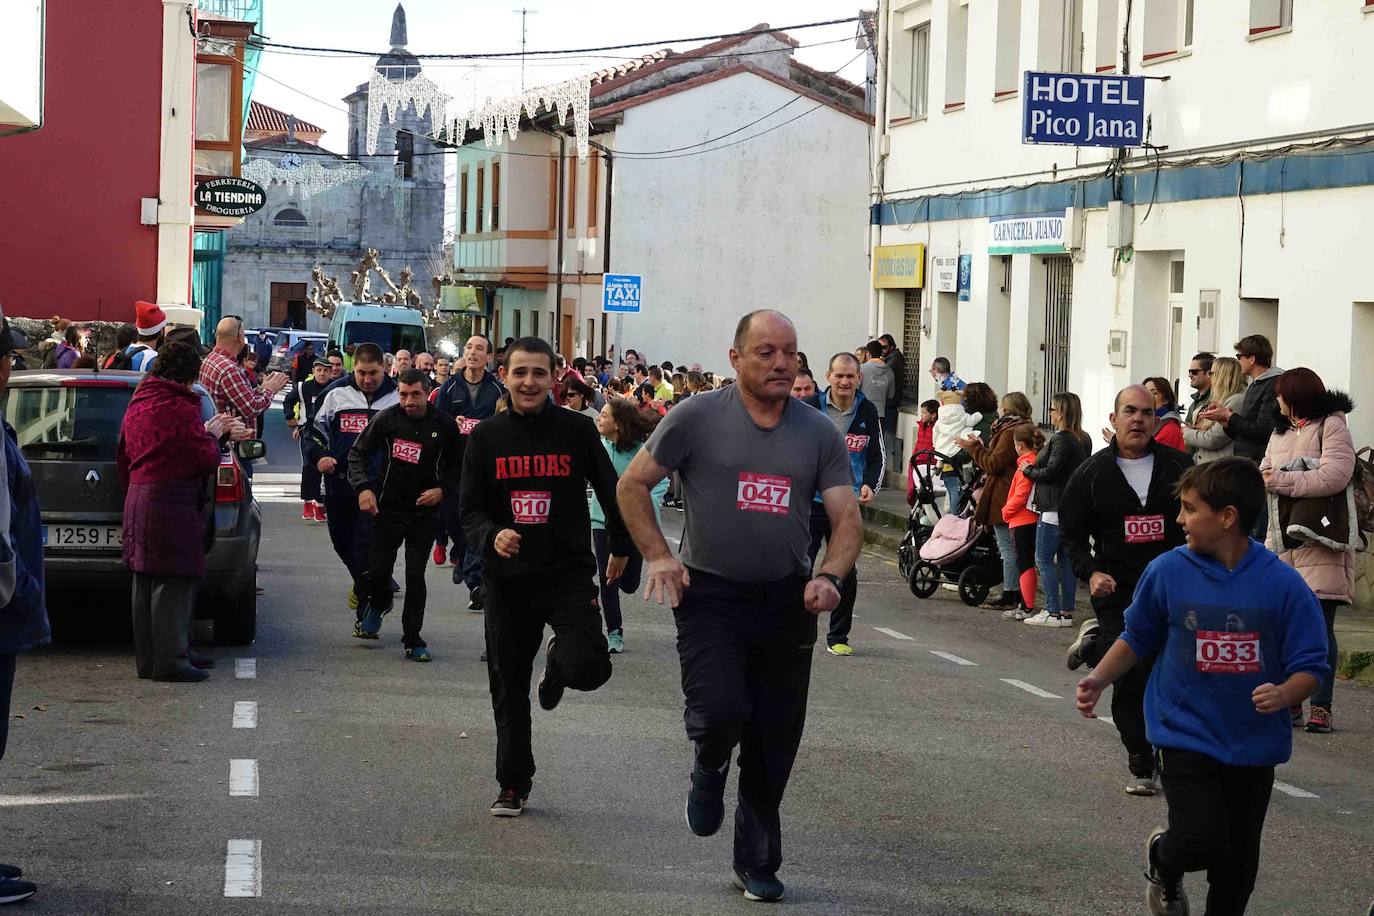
284,356,333,518
348,369,462,657
459,338,629,815
1059,425,1191,790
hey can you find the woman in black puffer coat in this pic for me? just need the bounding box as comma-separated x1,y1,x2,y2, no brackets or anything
1020,392,1092,625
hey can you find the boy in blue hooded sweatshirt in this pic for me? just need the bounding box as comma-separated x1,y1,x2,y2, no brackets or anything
1076,457,1328,916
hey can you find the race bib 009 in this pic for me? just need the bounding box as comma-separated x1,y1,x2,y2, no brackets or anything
1124,515,1165,544
391,439,421,464
1195,630,1262,674
845,434,870,453
458,416,480,436
511,490,552,525
736,473,792,516
339,413,369,434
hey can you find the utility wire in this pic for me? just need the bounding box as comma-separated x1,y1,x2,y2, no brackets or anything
250,17,862,59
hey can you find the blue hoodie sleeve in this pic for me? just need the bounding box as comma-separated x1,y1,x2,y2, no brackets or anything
1121,558,1170,658
1278,577,1331,683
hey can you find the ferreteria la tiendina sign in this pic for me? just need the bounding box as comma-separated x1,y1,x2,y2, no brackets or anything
195,177,268,217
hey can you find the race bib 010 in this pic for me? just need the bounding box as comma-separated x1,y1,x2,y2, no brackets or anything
1124,515,1165,544
1195,630,1261,674
511,490,552,525
339,413,369,434
845,434,870,453
736,473,792,516
391,439,422,464
458,416,480,436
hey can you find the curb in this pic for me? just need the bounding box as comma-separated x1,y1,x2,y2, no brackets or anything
1338,649,1373,684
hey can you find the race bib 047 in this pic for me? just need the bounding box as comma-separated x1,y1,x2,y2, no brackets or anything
391,439,422,464
458,416,480,436
1195,630,1262,674
511,490,552,525
338,413,369,434
736,473,792,516
1124,515,1165,544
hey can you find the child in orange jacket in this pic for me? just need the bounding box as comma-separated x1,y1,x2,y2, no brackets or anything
1001,425,1046,618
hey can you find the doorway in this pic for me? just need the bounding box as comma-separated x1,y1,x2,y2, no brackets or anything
900,288,922,402
1041,257,1073,424
559,299,575,363
1166,258,1185,394
270,282,307,329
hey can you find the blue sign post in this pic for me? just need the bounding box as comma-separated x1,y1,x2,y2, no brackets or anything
1022,71,1146,148
602,274,642,314
957,254,973,302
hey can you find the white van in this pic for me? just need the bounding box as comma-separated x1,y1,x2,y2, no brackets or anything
327,303,428,360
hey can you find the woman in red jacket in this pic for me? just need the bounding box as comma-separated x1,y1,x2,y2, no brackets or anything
1144,377,1186,451
118,342,236,682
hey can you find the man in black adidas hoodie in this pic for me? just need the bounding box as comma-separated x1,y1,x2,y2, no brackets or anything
460,337,629,817
348,369,462,660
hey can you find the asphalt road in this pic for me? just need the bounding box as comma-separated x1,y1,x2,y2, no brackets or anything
4,416,1373,914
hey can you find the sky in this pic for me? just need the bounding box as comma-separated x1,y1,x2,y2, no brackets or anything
248,0,871,154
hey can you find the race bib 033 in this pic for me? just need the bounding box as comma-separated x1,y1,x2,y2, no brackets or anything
391,439,422,464
338,413,369,434
1124,515,1165,544
458,416,480,436
736,473,792,516
511,490,552,525
1195,630,1262,674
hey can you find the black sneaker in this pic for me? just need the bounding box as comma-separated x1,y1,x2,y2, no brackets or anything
732,870,785,903
0,876,37,905
490,788,526,817
0,864,21,880
685,757,729,837
468,585,485,612
1144,827,1190,915
537,640,564,711
1066,618,1100,671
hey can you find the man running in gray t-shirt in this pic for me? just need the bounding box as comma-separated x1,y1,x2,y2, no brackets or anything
618,310,863,903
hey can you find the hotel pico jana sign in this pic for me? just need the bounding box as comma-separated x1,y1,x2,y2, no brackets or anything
1022,71,1146,148
194,177,268,217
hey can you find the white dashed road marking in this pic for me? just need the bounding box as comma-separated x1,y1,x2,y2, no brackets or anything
232,701,258,729
1274,781,1319,799
0,793,145,808
224,839,263,897
1000,678,1062,699
929,650,978,666
235,658,257,679
229,760,260,797
873,627,913,641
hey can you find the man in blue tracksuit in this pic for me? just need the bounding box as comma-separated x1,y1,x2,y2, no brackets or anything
432,334,505,610
805,352,881,656
304,343,399,616
1077,458,1327,915
0,309,47,905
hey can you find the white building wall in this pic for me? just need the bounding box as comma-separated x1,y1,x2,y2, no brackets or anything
601,70,871,372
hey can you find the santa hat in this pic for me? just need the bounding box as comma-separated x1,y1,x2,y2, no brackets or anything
135,300,167,337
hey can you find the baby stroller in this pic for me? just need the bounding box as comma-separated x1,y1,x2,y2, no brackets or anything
905,465,1003,607
896,449,948,580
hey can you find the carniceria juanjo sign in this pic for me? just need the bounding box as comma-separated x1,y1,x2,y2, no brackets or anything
988,212,1067,255
1021,71,1146,148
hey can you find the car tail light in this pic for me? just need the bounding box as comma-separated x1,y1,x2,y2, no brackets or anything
216,461,243,503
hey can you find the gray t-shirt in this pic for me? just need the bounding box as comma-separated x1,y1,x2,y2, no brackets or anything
860,360,893,414
646,385,853,582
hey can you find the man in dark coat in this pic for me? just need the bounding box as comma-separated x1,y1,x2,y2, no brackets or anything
0,307,48,904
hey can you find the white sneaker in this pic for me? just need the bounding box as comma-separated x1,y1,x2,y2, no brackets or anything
1025,611,1073,628
1000,607,1021,620
1012,607,1034,621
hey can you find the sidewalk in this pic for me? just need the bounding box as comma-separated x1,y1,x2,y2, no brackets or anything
859,487,1374,684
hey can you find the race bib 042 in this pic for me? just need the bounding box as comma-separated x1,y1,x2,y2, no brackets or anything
338,413,369,434
1124,515,1165,544
1195,630,1262,674
391,439,422,464
845,434,870,453
458,416,480,436
736,473,792,516
511,490,552,525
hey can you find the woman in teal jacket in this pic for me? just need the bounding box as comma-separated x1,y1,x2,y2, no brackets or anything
590,399,666,654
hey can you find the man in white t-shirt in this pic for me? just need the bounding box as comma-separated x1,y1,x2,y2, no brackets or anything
1058,384,1193,796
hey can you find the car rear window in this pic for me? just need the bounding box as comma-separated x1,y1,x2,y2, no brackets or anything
345,321,425,355
7,386,132,462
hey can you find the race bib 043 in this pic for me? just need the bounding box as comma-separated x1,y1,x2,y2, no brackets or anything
1195,630,1262,674
458,416,480,436
1124,515,1165,544
845,434,870,453
391,439,422,464
511,490,552,525
736,473,792,516
338,413,369,434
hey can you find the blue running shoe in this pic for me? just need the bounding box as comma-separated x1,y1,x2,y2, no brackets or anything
685,756,729,837
732,870,785,903
359,606,384,638
406,646,432,662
